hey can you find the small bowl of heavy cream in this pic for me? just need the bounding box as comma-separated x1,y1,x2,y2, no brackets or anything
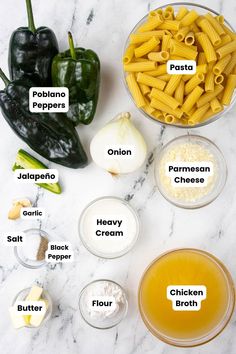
79,197,140,258
79,279,128,329
155,135,227,209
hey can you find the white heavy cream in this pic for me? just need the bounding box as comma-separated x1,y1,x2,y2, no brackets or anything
79,197,139,258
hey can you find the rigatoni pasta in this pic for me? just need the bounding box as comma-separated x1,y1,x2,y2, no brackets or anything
175,7,188,21
216,40,236,59
134,37,159,58
161,34,171,51
214,74,224,84
174,26,190,42
205,65,215,92
197,85,224,107
204,13,225,36
130,31,166,44
213,54,231,74
188,103,210,125
210,98,222,113
170,39,197,60
182,86,204,113
197,18,222,46
174,79,185,104
123,45,135,64
185,31,195,46
148,51,169,61
139,83,151,96
124,61,157,72
150,98,183,118
221,75,236,105
180,10,199,27
126,74,146,108
164,75,182,95
198,52,207,65
123,5,236,126
137,73,166,90
138,14,163,32
184,73,204,95
195,32,217,62
159,20,181,31
150,88,180,109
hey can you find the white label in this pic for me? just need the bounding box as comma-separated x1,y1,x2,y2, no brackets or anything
29,87,69,113
166,162,213,187
2,232,25,246
167,60,196,74
13,301,46,315
14,169,59,183
93,215,127,239
167,285,207,311
88,296,116,312
20,207,45,220
105,145,135,160
45,241,74,263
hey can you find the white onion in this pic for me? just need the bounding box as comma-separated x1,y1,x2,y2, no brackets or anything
90,112,147,175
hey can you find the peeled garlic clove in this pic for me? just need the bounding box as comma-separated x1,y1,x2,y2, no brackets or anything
8,204,22,220
8,198,31,220
13,198,31,207
90,112,147,175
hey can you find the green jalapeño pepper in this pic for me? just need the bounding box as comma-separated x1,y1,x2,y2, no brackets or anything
0,69,88,169
52,32,100,125
8,0,59,86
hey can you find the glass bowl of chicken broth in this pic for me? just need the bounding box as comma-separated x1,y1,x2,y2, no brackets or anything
138,248,235,347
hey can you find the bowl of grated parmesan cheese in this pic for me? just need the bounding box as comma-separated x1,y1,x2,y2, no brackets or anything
154,135,227,208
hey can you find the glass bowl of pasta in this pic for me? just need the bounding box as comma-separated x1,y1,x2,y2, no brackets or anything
123,3,236,128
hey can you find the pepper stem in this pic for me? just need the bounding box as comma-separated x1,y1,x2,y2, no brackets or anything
68,32,77,60
0,68,10,86
26,0,36,33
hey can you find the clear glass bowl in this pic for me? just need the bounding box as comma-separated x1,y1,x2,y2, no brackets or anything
123,2,236,128
12,286,52,328
14,229,49,269
138,248,235,347
79,279,128,329
78,196,140,259
154,135,227,208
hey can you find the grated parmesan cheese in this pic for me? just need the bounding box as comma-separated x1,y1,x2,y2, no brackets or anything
156,141,218,203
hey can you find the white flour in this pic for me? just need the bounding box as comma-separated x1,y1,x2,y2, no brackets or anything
83,280,125,320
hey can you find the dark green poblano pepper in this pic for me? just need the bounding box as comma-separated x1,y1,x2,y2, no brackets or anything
8,0,59,86
52,32,100,125
0,68,88,169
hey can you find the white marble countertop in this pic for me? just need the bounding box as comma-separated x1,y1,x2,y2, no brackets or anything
0,0,236,353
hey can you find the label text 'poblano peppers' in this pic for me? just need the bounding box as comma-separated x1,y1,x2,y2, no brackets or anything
29,87,69,112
